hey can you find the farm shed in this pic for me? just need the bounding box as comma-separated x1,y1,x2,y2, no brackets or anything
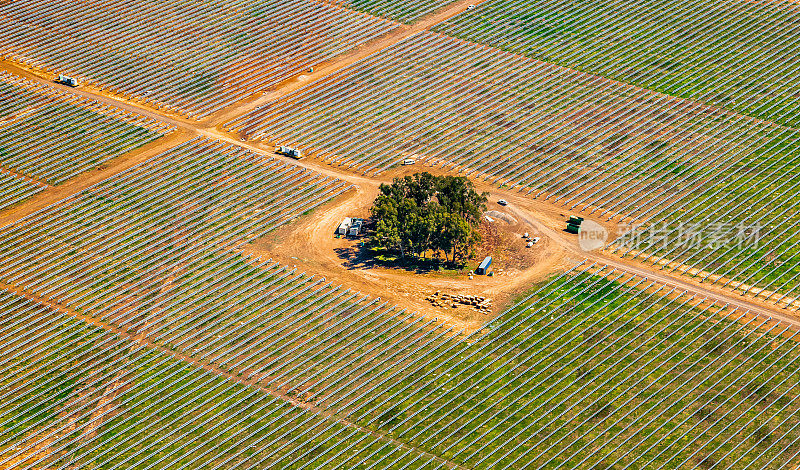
338,217,352,235
475,256,492,275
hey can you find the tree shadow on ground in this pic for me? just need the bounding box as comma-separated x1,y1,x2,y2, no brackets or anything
334,245,375,271
334,244,465,275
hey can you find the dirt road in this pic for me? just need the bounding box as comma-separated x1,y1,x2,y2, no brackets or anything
590,252,800,328
0,0,491,130
0,130,192,227
242,169,570,333
1,69,796,329
0,61,194,131
206,0,493,127
1,0,797,330
504,202,800,328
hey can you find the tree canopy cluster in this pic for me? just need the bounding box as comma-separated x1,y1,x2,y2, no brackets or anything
370,172,488,264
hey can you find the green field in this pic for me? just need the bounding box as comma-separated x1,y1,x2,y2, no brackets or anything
435,0,800,127
0,0,395,117
321,267,800,469
0,74,169,208
2,1,800,465
343,0,455,23
0,291,438,469
0,101,166,184
228,31,800,298
0,138,349,316
6,244,800,469
0,171,43,211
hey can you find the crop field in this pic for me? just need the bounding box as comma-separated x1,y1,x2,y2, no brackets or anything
3,0,800,467
5,260,800,469
328,0,456,23
609,207,800,308
0,171,44,211
0,0,396,118
434,0,800,127
5,124,799,467
227,31,800,300
0,137,350,314
0,290,441,469
0,72,171,200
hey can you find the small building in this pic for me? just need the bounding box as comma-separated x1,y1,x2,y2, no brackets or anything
475,256,493,275
566,223,580,234
348,219,363,236
569,216,584,226
337,217,352,235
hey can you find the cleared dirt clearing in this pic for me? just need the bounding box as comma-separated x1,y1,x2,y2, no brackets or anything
241,167,572,333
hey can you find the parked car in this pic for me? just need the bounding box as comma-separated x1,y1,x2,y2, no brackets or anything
498,199,508,206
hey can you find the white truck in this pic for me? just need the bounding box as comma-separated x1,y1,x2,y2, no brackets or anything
56,74,79,87
276,145,302,159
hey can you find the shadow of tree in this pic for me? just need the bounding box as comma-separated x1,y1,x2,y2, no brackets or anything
334,243,464,274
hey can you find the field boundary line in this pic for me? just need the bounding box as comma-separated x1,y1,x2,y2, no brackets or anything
0,283,472,470
205,0,494,127
617,248,800,309
3,23,799,360
0,61,195,130
503,199,800,329
0,130,191,229
586,253,800,330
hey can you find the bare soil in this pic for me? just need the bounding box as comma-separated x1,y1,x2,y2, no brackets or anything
0,61,193,129
241,168,571,334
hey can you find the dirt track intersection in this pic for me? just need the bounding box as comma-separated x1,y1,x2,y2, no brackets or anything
3,0,800,468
